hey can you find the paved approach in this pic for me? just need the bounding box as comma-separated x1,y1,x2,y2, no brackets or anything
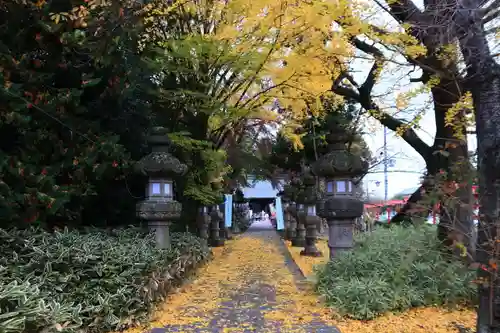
145,219,341,333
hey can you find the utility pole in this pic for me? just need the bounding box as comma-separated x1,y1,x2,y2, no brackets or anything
383,126,388,201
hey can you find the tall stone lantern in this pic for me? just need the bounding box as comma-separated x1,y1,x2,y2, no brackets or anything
209,196,225,247
197,206,211,246
232,189,245,234
279,188,291,240
294,179,307,248
136,127,188,250
312,118,368,260
300,165,322,257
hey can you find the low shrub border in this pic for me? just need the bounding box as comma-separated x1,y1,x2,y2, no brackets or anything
0,227,212,333
315,225,476,320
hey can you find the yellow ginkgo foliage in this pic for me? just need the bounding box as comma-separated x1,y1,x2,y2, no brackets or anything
141,0,424,146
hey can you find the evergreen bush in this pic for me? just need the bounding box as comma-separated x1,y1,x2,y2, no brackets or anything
0,228,211,333
315,225,476,320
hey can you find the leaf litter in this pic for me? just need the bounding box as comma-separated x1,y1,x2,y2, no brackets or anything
117,232,476,333
285,238,476,333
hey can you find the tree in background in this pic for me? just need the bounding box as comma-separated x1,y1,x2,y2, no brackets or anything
266,99,372,179
0,0,154,229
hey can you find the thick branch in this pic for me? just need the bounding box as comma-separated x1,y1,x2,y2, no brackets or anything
483,8,500,24
332,82,431,159
333,39,431,159
381,0,430,46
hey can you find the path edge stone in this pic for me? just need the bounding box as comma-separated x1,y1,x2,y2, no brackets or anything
274,231,310,291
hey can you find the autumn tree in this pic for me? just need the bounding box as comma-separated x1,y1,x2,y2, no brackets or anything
268,100,372,176
139,0,363,229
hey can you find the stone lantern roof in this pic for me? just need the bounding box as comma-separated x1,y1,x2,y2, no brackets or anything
311,116,368,179
135,127,187,177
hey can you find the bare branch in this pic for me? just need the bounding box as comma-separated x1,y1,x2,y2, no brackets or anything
481,0,500,19
332,76,431,159
331,36,433,159
483,8,500,24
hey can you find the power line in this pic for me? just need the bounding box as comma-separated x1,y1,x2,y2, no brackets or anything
369,170,424,174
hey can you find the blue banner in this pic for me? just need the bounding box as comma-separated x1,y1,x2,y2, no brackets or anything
224,194,233,227
275,197,285,230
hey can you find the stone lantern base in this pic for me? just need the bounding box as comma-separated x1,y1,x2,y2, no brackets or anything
210,208,225,247
148,220,171,250
327,218,355,260
300,248,323,257
291,235,306,247
225,227,234,240
211,238,225,247
137,199,181,250
300,216,323,257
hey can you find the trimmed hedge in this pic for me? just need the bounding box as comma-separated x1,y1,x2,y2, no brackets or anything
0,228,211,333
315,225,476,320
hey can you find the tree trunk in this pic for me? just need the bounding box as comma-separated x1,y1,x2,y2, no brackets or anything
470,67,500,333
387,75,473,256
454,0,500,330
431,77,474,258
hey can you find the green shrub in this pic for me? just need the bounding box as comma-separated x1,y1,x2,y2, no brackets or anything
0,228,211,333
315,225,476,320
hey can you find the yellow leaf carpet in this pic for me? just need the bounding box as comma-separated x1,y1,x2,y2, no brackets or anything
119,222,476,333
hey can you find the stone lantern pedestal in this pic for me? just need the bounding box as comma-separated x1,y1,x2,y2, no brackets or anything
281,186,294,241
299,166,322,257
137,201,181,249
286,203,298,242
301,214,323,257
135,127,187,250
292,204,306,247
283,203,291,240
322,197,363,259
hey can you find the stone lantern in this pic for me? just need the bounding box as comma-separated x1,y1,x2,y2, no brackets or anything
293,178,307,248
279,188,292,240
286,177,301,247
136,127,187,250
232,189,245,234
197,206,211,246
300,165,322,257
209,199,225,247
231,202,241,234
312,117,369,260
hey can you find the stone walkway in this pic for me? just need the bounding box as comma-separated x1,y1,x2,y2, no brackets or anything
143,220,341,333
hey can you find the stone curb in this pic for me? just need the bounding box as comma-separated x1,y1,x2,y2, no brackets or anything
274,231,310,290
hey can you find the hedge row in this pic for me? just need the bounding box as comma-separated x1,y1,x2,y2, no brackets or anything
315,225,476,320
0,228,211,333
